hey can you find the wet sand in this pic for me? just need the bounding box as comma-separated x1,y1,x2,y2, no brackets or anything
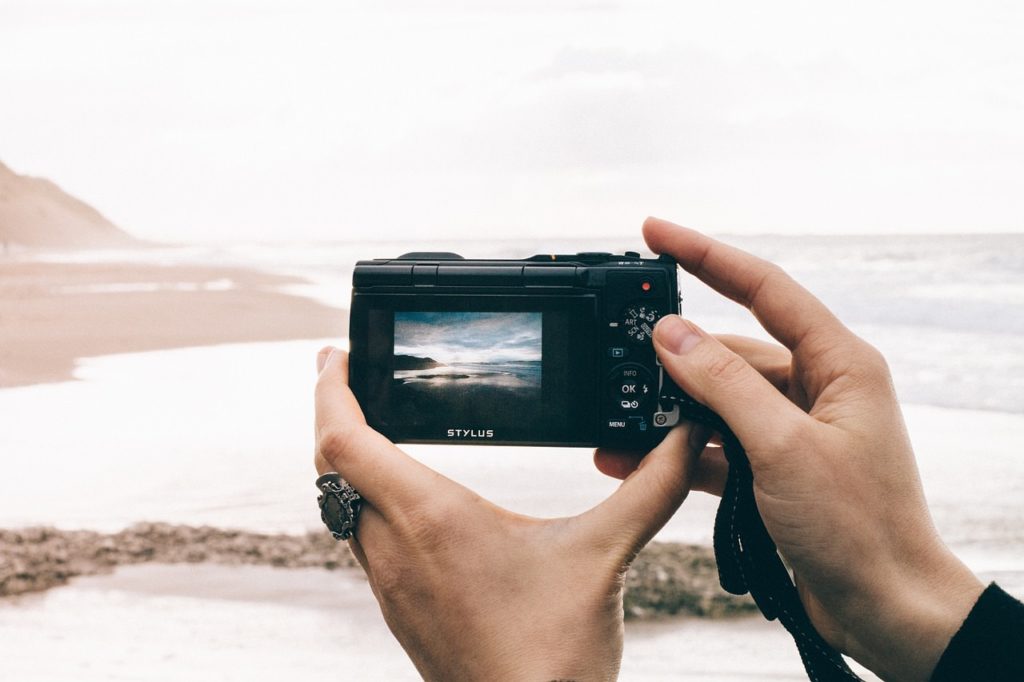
0,260,345,387
0,524,768,680
0,563,876,681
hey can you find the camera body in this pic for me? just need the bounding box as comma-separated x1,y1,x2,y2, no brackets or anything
348,251,712,449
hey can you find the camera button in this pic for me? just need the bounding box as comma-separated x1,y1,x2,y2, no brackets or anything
607,347,628,359
608,363,654,412
605,417,650,434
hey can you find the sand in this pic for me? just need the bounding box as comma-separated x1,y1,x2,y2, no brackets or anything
0,260,346,387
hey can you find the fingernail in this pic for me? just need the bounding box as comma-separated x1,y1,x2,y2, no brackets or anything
655,315,702,354
316,347,334,373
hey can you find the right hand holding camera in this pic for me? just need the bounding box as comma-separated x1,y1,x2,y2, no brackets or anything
596,217,984,682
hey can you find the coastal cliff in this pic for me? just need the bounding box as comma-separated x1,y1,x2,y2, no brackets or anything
0,160,135,249
393,355,445,371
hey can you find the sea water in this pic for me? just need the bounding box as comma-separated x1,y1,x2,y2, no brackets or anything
2,234,1022,680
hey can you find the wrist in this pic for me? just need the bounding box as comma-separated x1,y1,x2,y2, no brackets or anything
506,623,623,682
845,545,984,682
411,606,624,682
480,642,621,682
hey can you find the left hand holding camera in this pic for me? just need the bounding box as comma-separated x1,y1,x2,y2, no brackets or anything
314,347,706,682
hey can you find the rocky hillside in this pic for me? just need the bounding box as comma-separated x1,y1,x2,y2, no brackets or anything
0,160,135,249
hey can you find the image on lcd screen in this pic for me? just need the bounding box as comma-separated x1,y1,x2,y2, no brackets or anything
392,312,542,425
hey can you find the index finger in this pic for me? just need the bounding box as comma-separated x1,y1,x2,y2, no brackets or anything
643,217,857,359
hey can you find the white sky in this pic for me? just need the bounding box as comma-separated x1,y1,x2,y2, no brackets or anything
1,0,1022,242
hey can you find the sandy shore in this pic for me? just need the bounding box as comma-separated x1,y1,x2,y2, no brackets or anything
0,260,345,387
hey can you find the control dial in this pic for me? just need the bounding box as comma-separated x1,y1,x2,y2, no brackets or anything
623,304,661,344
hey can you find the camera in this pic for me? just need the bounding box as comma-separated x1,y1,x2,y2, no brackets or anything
348,251,716,448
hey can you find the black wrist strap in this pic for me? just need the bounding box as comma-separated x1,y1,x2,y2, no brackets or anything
658,389,863,682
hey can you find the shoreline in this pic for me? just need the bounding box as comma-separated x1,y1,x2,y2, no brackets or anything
0,259,345,388
0,523,755,620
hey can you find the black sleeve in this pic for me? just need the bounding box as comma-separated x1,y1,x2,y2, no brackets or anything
930,582,1024,681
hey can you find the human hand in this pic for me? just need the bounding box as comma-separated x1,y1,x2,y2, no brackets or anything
314,348,707,681
595,218,984,682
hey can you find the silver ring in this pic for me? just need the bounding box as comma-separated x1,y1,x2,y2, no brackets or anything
316,472,363,541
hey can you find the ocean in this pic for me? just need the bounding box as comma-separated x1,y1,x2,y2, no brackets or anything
394,360,543,390
1,234,1021,681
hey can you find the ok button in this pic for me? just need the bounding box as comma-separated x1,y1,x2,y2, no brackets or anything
608,363,654,412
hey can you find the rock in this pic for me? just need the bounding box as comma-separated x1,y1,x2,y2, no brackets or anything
0,524,358,598
624,542,757,619
1,526,756,620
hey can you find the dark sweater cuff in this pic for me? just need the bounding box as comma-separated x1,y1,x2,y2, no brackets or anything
930,582,1024,681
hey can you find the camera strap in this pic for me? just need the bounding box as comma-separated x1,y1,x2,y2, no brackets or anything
657,389,863,682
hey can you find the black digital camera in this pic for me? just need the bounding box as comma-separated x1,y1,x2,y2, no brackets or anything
348,251,714,449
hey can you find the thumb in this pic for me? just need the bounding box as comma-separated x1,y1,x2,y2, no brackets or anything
652,315,809,466
580,425,707,558
315,346,368,430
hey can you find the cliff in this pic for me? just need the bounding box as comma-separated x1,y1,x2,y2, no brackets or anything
393,354,445,370
0,160,135,249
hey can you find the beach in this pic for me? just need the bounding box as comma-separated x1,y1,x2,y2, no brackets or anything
0,259,344,388
1,236,1021,681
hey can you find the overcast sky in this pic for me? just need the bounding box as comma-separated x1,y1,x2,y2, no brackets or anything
394,312,542,365
1,0,1022,242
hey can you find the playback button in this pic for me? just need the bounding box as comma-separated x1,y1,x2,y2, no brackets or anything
608,363,655,412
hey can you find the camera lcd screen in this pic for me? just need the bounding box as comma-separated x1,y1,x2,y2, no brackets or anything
389,310,555,439
351,295,598,445
393,311,543,403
